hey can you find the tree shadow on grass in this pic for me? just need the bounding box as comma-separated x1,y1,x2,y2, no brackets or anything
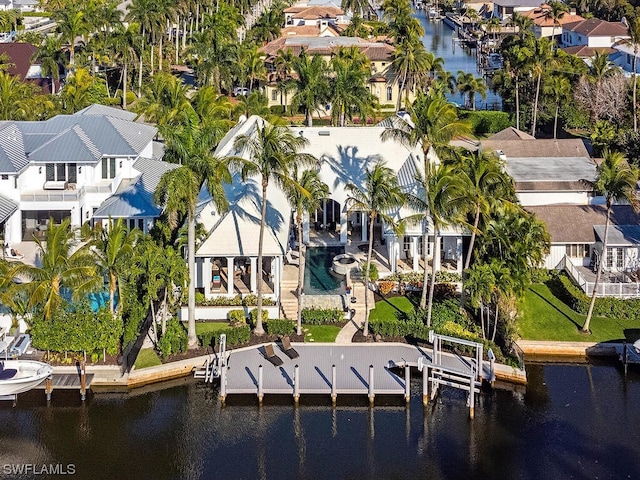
530,287,582,330
372,292,421,320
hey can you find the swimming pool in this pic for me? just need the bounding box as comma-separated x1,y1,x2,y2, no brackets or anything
304,246,346,295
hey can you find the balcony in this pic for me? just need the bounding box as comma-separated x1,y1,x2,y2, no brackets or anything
20,184,112,202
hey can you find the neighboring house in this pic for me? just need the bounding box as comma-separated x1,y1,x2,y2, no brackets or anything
519,5,584,39
284,4,348,27
0,0,38,11
561,18,629,49
0,104,164,245
194,115,466,301
261,36,403,111
492,0,542,20
0,43,58,94
611,41,640,74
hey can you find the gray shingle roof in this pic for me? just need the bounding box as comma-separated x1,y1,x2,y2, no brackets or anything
0,194,17,223
594,224,640,246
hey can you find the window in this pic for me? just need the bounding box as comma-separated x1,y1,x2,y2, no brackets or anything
606,248,614,268
45,163,76,182
0,174,8,180
271,89,278,101
102,157,117,179
566,244,589,257
617,248,624,267
386,86,393,102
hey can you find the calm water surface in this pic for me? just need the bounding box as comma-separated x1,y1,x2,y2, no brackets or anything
1,362,639,479
304,246,345,295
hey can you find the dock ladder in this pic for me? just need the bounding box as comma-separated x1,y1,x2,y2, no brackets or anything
194,334,227,383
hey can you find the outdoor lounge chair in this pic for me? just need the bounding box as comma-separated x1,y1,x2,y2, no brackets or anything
285,250,300,266
280,336,299,359
264,343,283,366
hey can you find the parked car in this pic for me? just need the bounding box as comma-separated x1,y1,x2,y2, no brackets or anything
233,87,250,97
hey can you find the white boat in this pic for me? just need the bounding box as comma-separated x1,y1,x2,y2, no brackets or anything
0,360,52,396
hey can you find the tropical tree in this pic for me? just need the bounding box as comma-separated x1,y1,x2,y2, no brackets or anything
288,51,330,126
92,218,140,316
626,17,640,132
546,1,569,48
60,67,108,113
588,50,619,83
0,72,37,120
545,74,571,139
54,7,90,67
381,89,471,307
33,36,64,94
10,219,101,321
582,150,639,333
530,37,553,137
341,0,370,18
345,161,406,336
286,169,329,335
112,23,141,110
232,121,316,335
455,71,487,110
388,36,430,111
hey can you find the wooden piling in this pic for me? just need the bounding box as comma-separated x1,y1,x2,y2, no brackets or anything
258,365,264,404
220,362,227,403
404,364,410,404
368,365,374,406
331,364,337,405
469,376,475,419
293,365,300,404
45,375,52,403
80,361,86,401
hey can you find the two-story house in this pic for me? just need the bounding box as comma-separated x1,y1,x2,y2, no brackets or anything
0,104,167,245
561,18,629,54
519,6,584,40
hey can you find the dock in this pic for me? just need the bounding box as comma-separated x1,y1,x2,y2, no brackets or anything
619,342,640,374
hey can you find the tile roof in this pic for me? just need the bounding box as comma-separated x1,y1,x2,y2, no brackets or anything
561,45,614,57
0,193,17,223
564,18,628,37
526,205,640,243
291,5,344,18
260,36,394,61
480,138,591,159
0,43,39,80
486,127,535,141
520,7,584,27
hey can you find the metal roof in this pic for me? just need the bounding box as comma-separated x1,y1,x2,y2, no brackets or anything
0,123,27,173
74,104,137,121
0,194,17,223
28,125,101,162
93,157,178,219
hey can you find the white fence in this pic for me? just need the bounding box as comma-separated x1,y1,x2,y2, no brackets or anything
562,255,640,298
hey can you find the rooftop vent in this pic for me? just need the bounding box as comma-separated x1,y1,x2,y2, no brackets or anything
495,149,507,161
318,130,331,136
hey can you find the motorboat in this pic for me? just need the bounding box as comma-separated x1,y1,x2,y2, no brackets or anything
0,360,52,396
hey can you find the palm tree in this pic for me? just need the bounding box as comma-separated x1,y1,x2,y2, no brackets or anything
626,17,640,132
455,71,487,110
112,23,141,110
286,169,329,335
232,121,316,335
530,37,553,137
545,74,571,139
289,51,330,127
588,50,618,82
60,67,108,113
0,71,35,120
54,7,89,67
33,36,64,94
341,0,370,18
92,218,140,316
582,150,639,333
388,36,430,111
381,89,471,308
546,1,569,49
11,219,101,320
155,112,232,348
345,161,406,336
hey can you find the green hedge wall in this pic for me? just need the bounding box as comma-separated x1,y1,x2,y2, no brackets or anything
554,274,640,318
266,318,295,336
301,307,344,325
461,110,511,135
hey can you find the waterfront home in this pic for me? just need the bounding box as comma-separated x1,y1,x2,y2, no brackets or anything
0,104,163,245
519,6,584,40
560,18,629,51
193,115,467,302
0,43,58,94
284,4,348,27
492,0,543,20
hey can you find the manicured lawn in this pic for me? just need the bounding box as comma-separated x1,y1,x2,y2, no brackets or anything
368,294,419,321
303,325,341,342
134,348,162,369
519,283,640,342
195,321,230,335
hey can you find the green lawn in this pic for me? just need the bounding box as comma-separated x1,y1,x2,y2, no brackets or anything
134,348,162,369
368,295,418,321
303,325,341,342
195,321,231,335
519,283,640,342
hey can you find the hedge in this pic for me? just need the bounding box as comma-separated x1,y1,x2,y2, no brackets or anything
157,319,187,359
198,325,251,349
270,105,286,115
301,307,344,325
249,308,269,325
266,318,295,336
193,293,275,306
553,274,640,318
228,309,246,324
461,110,511,135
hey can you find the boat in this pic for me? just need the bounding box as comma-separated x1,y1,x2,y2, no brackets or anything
0,360,52,396
487,53,504,70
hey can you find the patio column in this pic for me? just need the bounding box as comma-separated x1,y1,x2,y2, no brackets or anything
226,256,235,296
340,209,347,244
433,236,441,272
412,237,419,271
203,257,211,298
361,212,368,242
302,211,310,244
322,199,327,227
250,257,257,293
274,256,281,299
388,236,397,273
456,237,463,273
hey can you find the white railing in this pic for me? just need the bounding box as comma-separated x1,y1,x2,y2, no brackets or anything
562,255,640,298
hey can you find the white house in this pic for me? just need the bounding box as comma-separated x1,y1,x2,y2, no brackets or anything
0,104,162,245
492,0,542,20
193,115,467,301
519,6,584,40
561,18,629,49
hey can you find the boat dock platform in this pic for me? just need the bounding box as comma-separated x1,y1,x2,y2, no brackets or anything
214,339,526,418
619,342,640,374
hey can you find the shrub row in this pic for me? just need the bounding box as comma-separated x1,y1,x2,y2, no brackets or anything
198,325,251,349
266,318,295,336
301,307,344,325
193,293,275,306
384,271,461,284
461,110,511,135
554,273,640,318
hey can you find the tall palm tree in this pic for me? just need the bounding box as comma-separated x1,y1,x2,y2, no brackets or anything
0,71,35,120
329,46,376,126
345,161,406,336
381,89,471,308
530,37,553,137
588,50,618,83
112,23,141,110
11,219,101,320
92,218,140,316
341,0,370,18
626,17,640,132
388,36,430,111
286,169,329,335
155,110,231,348
455,71,487,110
289,51,330,127
545,74,571,139
582,150,639,333
546,1,569,49
232,122,316,335
54,7,89,67
33,36,64,94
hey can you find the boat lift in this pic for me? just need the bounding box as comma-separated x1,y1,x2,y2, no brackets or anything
194,334,228,383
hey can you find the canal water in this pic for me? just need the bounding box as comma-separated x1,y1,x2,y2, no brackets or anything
1,362,639,479
415,14,502,109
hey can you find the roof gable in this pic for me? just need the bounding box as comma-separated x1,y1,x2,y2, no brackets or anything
28,124,101,162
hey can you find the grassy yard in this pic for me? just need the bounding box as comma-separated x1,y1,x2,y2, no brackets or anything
195,321,231,335
519,283,640,342
368,294,419,321
134,348,162,369
303,325,341,342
